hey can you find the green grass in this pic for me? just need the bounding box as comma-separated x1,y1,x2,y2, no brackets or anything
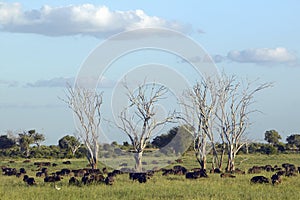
1,153,300,200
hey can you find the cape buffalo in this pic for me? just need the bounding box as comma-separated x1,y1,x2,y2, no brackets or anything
250,176,269,184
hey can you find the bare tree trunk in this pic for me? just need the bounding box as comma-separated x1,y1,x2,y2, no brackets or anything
134,152,143,172
93,140,99,169
26,148,30,158
226,144,235,172
210,143,220,169
219,143,226,169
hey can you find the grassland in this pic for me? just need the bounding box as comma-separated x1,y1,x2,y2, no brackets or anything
1,153,300,200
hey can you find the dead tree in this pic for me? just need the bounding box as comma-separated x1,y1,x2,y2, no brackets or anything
180,78,219,170
62,85,103,169
216,75,271,172
117,82,176,172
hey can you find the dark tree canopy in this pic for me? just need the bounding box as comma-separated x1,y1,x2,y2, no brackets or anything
18,130,45,157
152,126,193,155
0,135,16,149
58,135,81,156
286,134,300,149
264,130,281,145
151,127,178,148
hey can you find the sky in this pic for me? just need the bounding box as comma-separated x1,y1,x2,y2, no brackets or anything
0,1,299,145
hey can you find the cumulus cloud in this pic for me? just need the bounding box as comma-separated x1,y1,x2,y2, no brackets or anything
227,47,298,65
26,76,115,88
0,3,190,37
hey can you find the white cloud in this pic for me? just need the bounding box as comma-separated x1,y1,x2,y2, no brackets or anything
26,77,74,87
0,3,190,37
26,76,115,88
227,47,298,65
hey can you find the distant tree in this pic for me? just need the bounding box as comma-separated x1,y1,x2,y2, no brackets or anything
18,131,34,157
286,134,300,150
264,130,281,146
260,144,277,155
111,141,118,147
18,130,45,157
151,127,178,148
123,141,130,147
30,130,45,148
152,126,192,155
0,135,16,149
58,135,81,156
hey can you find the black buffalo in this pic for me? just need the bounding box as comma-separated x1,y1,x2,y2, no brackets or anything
129,173,147,183
271,173,282,185
23,175,36,186
186,169,208,179
250,176,269,184
69,177,80,186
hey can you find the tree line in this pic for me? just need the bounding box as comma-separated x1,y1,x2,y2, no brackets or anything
0,128,299,159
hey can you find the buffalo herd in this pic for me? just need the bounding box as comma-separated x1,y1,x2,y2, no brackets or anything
1,160,300,187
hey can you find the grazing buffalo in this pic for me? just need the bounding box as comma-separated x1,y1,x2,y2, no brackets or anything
69,177,80,186
34,162,51,167
23,175,36,186
264,165,274,172
220,173,236,178
185,169,208,179
26,177,36,186
2,167,17,176
72,169,87,177
82,173,105,185
58,168,71,176
44,175,62,182
62,161,71,165
52,163,58,167
282,163,297,176
105,173,115,185
19,168,26,174
276,170,285,176
271,173,282,185
248,166,263,174
129,173,147,183
210,168,222,174
173,165,187,175
112,169,123,176
36,172,43,177
250,176,269,184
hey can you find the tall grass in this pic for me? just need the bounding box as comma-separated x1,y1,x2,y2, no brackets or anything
1,153,299,200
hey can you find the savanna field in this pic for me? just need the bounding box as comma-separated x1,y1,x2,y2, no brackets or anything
1,153,300,200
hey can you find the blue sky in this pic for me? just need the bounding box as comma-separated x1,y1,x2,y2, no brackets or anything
0,1,299,145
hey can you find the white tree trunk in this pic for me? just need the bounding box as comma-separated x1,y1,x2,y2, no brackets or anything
134,152,143,172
